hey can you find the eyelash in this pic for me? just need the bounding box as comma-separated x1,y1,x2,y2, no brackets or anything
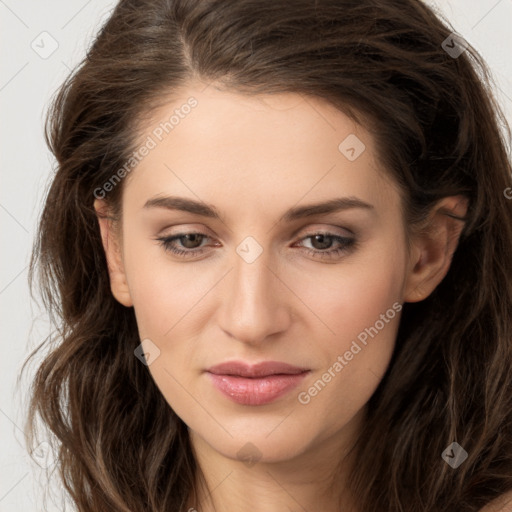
155,231,356,260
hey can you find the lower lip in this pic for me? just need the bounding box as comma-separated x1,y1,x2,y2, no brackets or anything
206,371,310,406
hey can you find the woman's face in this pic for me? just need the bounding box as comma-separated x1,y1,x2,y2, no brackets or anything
106,83,413,464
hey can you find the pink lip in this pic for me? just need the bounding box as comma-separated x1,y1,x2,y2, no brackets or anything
205,361,310,405
207,360,309,377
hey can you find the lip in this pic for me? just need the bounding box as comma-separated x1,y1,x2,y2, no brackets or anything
205,360,310,406
207,360,310,377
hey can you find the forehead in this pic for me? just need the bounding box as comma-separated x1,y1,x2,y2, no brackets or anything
124,83,401,217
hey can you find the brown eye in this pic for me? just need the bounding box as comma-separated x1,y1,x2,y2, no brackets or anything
295,232,356,260
156,232,211,257
155,230,356,261
176,233,207,249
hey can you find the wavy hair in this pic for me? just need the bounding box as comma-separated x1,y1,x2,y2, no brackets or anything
23,0,512,510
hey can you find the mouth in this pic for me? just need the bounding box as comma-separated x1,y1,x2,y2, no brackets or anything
205,360,311,405
206,360,310,378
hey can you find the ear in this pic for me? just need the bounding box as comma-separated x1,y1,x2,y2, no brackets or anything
403,195,469,303
93,199,133,307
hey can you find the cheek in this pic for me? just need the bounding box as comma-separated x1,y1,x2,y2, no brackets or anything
290,234,405,409
124,220,407,346
292,232,406,344
121,220,406,445
121,231,217,338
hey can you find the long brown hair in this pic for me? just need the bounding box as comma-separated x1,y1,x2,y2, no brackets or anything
22,0,512,510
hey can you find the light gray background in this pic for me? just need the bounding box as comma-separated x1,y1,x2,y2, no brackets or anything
1,1,511,510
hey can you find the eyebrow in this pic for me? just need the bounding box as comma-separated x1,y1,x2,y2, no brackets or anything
143,195,375,222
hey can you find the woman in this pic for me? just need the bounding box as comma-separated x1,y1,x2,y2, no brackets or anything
23,0,512,510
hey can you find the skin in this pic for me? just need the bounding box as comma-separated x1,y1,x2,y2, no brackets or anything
95,82,468,512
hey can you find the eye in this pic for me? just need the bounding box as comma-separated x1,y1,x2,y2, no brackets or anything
293,232,356,260
155,230,356,260
156,233,213,258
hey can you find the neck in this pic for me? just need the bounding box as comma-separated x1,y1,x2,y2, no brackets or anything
185,408,365,512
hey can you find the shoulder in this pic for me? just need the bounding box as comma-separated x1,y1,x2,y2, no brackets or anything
479,491,512,512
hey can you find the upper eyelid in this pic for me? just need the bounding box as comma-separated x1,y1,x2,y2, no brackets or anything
159,223,355,238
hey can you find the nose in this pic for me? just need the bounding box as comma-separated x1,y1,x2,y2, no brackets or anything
217,245,292,346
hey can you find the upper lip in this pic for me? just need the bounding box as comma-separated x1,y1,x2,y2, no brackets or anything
206,361,310,378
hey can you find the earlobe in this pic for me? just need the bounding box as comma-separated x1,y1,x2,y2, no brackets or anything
403,195,469,303
93,199,133,307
